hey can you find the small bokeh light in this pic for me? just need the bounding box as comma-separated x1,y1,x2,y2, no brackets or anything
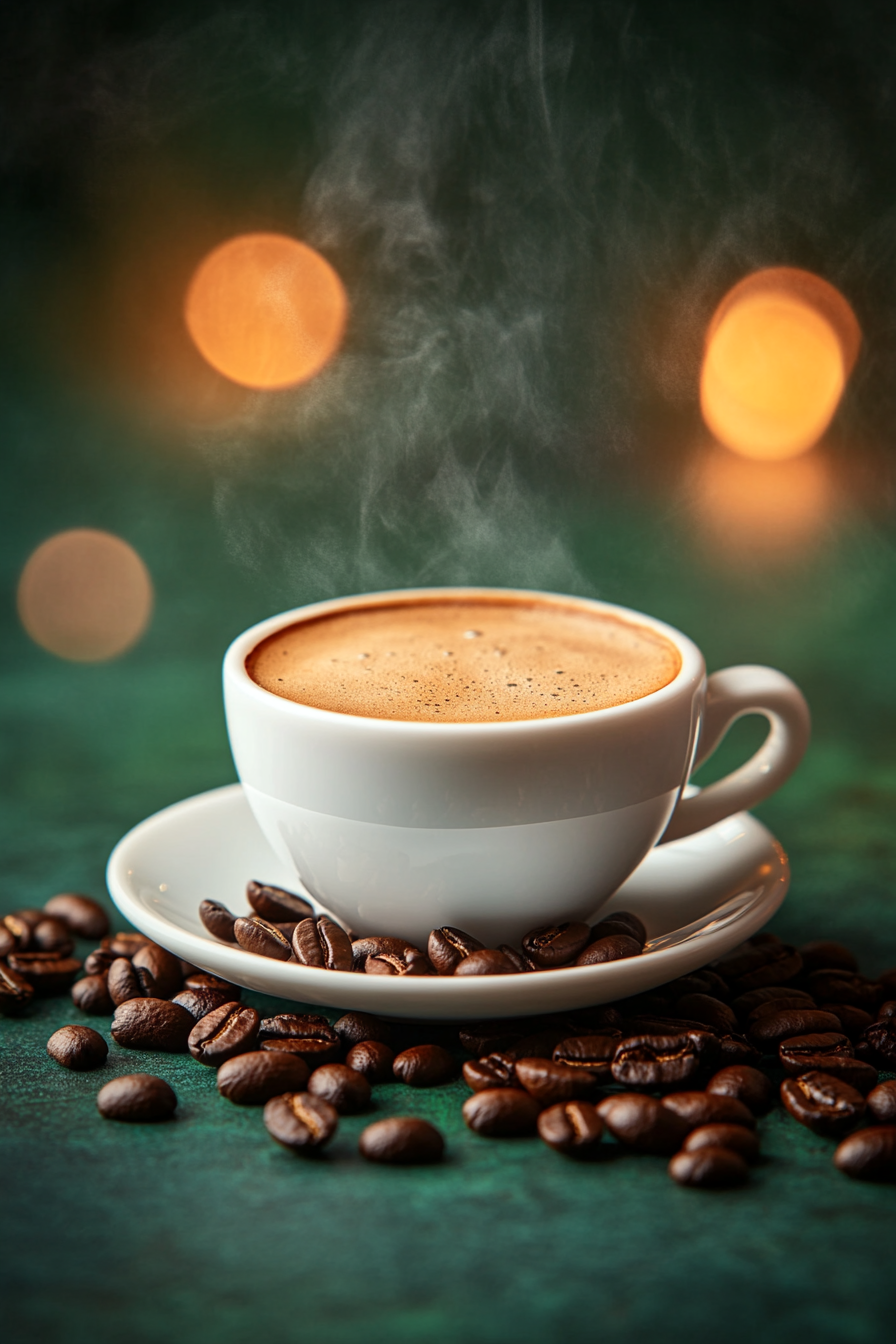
17,529,153,662
691,447,833,558
700,267,860,460
184,233,347,389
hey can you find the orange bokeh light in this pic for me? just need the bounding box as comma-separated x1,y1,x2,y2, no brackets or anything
691,447,834,558
184,233,347,390
700,268,860,460
18,529,153,662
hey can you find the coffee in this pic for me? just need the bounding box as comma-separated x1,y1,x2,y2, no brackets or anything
246,596,680,722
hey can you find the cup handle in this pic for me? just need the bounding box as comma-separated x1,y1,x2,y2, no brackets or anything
661,665,811,843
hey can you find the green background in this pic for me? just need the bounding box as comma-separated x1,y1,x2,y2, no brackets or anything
1,3,895,1341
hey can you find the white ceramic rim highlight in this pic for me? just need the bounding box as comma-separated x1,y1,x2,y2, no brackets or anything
106,784,789,1020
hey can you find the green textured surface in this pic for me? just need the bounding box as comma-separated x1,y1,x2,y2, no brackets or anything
3,3,896,1341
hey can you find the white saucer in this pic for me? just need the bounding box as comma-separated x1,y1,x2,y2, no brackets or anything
107,784,789,1021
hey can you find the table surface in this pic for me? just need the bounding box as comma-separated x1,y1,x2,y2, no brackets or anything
3,4,896,1341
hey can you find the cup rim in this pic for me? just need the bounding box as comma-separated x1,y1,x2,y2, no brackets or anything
223,586,705,734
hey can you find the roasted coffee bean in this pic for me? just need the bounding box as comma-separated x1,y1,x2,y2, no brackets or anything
509,1027,570,1060
818,1003,874,1040
111,998,194,1052
515,1057,595,1104
233,916,292,961
360,1117,445,1164
97,1073,177,1122
538,1101,604,1157
264,1092,338,1152
682,1123,760,1162
498,945,536,973
576,935,642,966
171,987,229,1021
668,1146,749,1189
612,1033,717,1091
258,1014,342,1065
866,1079,896,1124
307,1063,372,1114
589,911,647,946
198,899,239,943
346,1040,395,1083
454,948,519,976
365,946,434,976
2,912,37,949
83,948,119,977
715,941,802,991
427,926,485,974
778,1030,853,1063
463,1052,517,1092
333,1011,393,1049
101,932,150,958
668,970,730,1001
0,923,15,957
597,1093,691,1153
805,969,878,1009
732,985,816,1018
107,957,150,1005
184,972,242,1000
661,1091,755,1130
798,939,858,973
706,1065,773,1115
291,917,353,971
623,1015,722,1039
463,1087,541,1137
522,922,591,968
716,1034,762,1066
6,952,82,994
350,936,418,970
675,994,738,1035
0,962,34,1014
747,996,818,1026
779,1035,878,1094
47,1024,108,1070
393,1043,457,1087
31,918,74,956
44,893,109,939
246,880,313,923
216,1050,309,1105
781,1071,866,1137
877,1001,896,1019
834,1127,896,1183
458,1021,526,1056
749,1009,842,1050
71,974,114,1015
552,1035,617,1082
131,943,182,999
856,1019,896,1070
188,1002,259,1066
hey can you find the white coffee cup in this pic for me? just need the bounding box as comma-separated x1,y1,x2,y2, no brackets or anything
223,587,809,947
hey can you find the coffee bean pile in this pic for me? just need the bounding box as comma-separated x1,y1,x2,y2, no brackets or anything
199,883,649,974
3,893,896,1183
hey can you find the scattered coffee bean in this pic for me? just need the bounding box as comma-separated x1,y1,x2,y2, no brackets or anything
458,1021,525,1056
308,1063,372,1114
428,926,485,974
258,1014,342,1064
198,899,239,943
454,949,519,976
102,932,150,958
706,1065,774,1115
778,1034,879,1094
781,1071,867,1137
359,1117,445,1164
552,1035,617,1082
716,1034,762,1065
866,1079,896,1124
365,946,434,976
246,880,313,923
333,1011,393,1049
498,945,536,972
731,985,816,1018
71,974,114,1015
798,939,858,973
111,998,195,1052
0,924,15,957
611,1033,715,1091
514,1057,595,1105
805,970,877,1010
748,1009,843,1050
31,918,74,956
537,1101,604,1157
264,1092,338,1152
83,948,119,976
668,970,730,1001
184,973,242,1000
43,893,109,940
660,1091,755,1130
463,1088,541,1137
576,934,642,966
393,1043,457,1087
856,1019,896,1070
668,1146,749,1189
346,1040,395,1083
675,994,738,1035
171,987,230,1021
107,957,151,1005
188,1002,260,1066
507,1028,567,1060
597,1094,690,1153
0,962,35,1014
877,1001,896,1019
47,1024,108,1070
216,1050,309,1105
2,911,39,949
682,1123,760,1162
291,917,353,971
233,916,293,961
462,1052,517,1091
589,911,647,945
522,921,591,968
6,952,82,995
716,941,802,991
819,1003,874,1040
833,1126,896,1182
748,996,820,1025
97,1074,177,1122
